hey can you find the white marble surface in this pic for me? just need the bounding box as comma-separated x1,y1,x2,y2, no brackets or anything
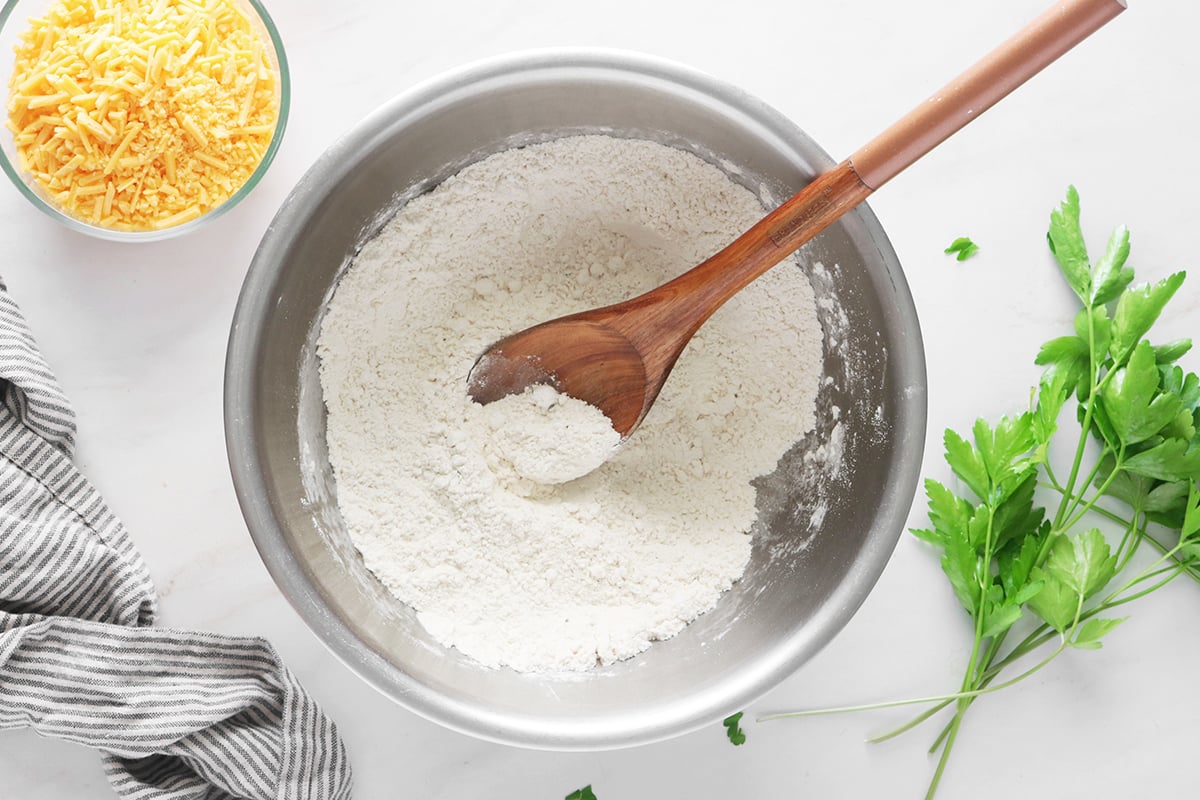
3,0,1199,797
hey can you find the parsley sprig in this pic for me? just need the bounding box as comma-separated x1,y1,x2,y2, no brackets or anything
762,187,1200,797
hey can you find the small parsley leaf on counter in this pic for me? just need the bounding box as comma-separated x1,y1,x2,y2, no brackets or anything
945,236,981,261
565,785,597,800
723,711,747,745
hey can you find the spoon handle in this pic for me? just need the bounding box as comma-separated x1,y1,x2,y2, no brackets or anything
648,0,1125,330
851,0,1127,189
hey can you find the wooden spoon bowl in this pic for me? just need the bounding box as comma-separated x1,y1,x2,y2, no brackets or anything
469,317,648,436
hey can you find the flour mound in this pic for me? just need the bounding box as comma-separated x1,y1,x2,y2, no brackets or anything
475,384,621,486
317,135,824,672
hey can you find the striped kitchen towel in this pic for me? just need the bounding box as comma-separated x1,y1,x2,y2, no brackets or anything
0,279,353,800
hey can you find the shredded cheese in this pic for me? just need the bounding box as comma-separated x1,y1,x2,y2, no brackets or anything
5,0,280,231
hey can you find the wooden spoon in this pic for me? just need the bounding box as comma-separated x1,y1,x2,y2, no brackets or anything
468,0,1127,438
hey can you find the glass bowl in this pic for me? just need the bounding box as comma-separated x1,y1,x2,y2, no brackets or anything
0,0,289,241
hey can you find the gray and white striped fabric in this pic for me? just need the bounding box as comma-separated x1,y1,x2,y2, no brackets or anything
0,279,353,800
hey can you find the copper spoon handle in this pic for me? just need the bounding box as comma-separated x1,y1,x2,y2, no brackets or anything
852,0,1128,189
639,0,1126,343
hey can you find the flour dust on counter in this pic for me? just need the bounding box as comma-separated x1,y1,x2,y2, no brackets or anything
317,135,825,672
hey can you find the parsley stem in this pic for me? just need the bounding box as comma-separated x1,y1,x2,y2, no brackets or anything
1054,333,1120,534
927,714,954,754
758,688,989,722
925,714,962,800
922,635,1074,800
1104,564,1183,606
866,700,951,743
763,639,1069,736
1104,539,1189,602
979,631,1006,683
1112,513,1142,572
1053,423,1091,530
1059,447,1117,527
937,491,1001,793
988,626,1054,675
1063,463,1124,536
1043,462,1063,493
1053,311,1103,530
1142,534,1200,585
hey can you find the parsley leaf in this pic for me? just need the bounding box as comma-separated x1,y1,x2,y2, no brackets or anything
1160,365,1200,410
945,236,981,261
1110,272,1186,363
979,601,1024,640
1026,566,1078,633
1181,482,1200,540
943,428,989,501
998,525,1045,600
1047,185,1090,302
991,473,1043,551
565,786,597,800
975,414,1036,491
723,711,747,745
1031,373,1070,465
1154,339,1193,364
1122,437,1200,483
1100,341,1183,445
1143,479,1191,516
1035,334,1088,371
1070,617,1127,650
940,520,982,614
915,478,972,546
1042,529,1116,599
1089,225,1134,305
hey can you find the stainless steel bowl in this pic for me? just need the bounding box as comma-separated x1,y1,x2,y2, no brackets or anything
225,49,927,749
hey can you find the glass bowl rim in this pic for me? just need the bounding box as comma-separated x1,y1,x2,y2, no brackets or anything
0,0,291,242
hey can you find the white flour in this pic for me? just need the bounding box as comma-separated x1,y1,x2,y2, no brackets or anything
318,135,824,672
477,384,621,486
